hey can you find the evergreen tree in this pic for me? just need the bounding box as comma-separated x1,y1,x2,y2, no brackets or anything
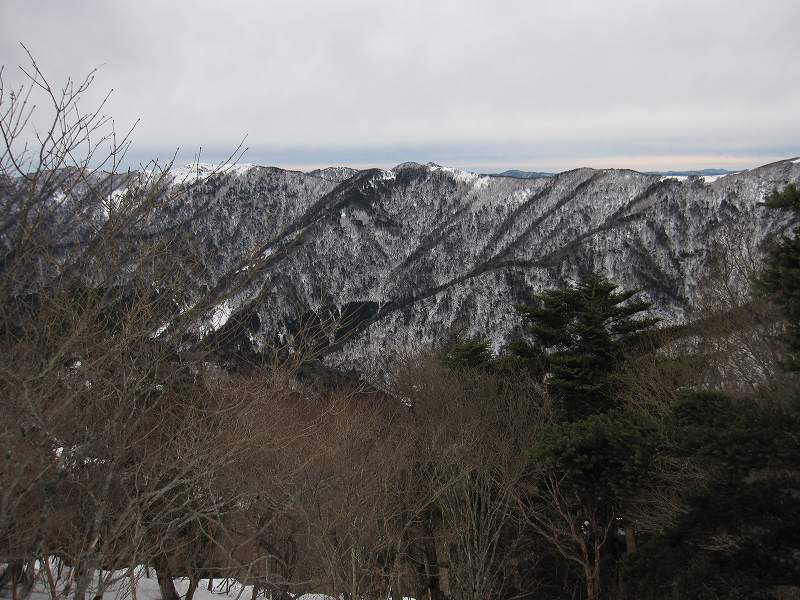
516,272,658,420
755,183,800,370
442,338,495,371
625,391,800,599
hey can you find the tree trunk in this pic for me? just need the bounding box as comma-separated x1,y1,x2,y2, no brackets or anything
624,523,637,555
584,567,599,600
18,560,35,600
129,567,138,600
351,546,357,600
154,560,179,600
185,576,199,600
9,562,20,600
0,561,21,598
74,563,90,600
42,555,59,600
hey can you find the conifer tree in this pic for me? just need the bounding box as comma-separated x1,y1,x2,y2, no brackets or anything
516,272,658,420
755,183,800,370
442,338,495,371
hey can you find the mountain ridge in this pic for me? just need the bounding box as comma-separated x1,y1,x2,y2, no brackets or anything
30,156,800,375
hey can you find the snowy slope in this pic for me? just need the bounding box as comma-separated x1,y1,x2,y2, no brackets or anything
35,157,800,374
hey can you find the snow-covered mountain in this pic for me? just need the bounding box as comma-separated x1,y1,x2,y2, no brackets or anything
40,157,800,374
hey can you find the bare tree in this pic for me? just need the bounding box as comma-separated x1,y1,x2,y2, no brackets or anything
518,472,614,600
0,48,336,600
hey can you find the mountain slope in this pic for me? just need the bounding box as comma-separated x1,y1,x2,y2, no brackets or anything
46,158,800,374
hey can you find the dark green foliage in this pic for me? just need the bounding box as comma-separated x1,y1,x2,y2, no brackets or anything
532,409,659,510
624,391,800,599
755,184,800,370
494,338,548,378
442,338,495,371
515,272,658,420
761,182,800,212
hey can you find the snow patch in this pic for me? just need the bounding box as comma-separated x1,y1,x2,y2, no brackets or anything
207,299,233,332
25,566,283,600
149,323,168,339
701,174,728,183
170,162,256,184
792,157,800,164
98,186,128,217
428,164,490,191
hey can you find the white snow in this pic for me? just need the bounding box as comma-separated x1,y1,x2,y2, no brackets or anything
700,174,728,183
25,566,281,600
149,323,169,339
427,164,490,191
99,187,128,217
208,299,233,332
235,248,272,274
23,562,399,600
170,162,256,184
792,157,800,164
659,173,732,183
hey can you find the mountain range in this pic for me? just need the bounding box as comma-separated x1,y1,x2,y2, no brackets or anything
44,157,800,376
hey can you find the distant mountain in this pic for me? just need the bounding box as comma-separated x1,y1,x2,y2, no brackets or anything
648,168,736,177
489,169,554,179
305,166,359,182
27,158,800,375
494,168,737,179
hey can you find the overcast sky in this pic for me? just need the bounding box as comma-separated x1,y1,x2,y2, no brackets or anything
1,0,798,172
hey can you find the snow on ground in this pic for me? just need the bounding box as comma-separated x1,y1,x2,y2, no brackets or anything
23,568,252,600
792,157,800,164
18,565,410,600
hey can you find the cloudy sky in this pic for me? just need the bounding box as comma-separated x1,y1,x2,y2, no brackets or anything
1,0,798,172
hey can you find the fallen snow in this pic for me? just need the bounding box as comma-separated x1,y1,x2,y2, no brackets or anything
22,564,383,600
26,567,281,600
792,157,800,164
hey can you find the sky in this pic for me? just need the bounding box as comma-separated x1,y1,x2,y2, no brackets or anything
1,0,799,173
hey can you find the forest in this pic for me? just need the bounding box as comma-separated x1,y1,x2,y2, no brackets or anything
2,55,800,600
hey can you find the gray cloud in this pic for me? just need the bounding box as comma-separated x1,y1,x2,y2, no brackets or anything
1,0,798,171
